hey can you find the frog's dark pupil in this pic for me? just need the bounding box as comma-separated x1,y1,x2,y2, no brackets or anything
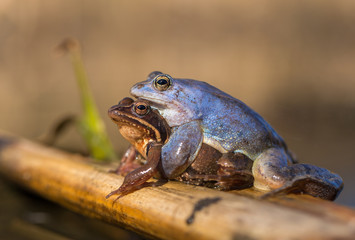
157,79,168,85
137,105,146,110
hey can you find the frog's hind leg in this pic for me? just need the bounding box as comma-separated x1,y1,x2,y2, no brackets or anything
253,148,344,200
214,152,254,190
109,145,142,176
260,164,343,200
181,152,255,190
183,171,254,190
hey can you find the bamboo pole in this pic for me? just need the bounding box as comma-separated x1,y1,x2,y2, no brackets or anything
0,133,354,240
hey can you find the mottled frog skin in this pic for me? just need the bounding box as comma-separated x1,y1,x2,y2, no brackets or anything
128,71,343,200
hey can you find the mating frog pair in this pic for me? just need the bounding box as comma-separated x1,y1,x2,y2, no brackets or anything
106,72,343,200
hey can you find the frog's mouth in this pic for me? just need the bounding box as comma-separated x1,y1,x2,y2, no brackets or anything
109,110,162,143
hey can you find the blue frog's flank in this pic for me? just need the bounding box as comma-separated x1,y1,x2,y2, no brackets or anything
129,71,343,200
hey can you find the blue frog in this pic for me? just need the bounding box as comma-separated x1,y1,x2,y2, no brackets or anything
127,71,343,200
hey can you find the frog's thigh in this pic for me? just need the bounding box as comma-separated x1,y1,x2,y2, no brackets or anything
161,121,203,178
252,148,289,190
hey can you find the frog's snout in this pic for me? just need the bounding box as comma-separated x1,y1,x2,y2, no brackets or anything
134,83,145,90
108,106,118,117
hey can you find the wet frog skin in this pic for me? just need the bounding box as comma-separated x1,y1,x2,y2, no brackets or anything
106,98,254,198
129,71,343,200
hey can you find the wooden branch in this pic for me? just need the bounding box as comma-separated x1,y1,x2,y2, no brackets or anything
0,132,355,240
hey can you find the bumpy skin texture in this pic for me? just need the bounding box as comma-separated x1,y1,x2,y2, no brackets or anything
129,72,344,200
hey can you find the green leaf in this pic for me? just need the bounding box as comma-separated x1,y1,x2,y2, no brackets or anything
58,38,116,161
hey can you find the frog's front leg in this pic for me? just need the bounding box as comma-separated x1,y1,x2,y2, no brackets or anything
161,121,203,178
252,148,344,200
106,143,162,200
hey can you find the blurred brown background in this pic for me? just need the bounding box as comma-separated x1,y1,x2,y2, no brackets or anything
0,0,354,235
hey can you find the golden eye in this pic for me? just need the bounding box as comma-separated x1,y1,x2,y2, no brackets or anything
134,102,150,115
154,74,172,91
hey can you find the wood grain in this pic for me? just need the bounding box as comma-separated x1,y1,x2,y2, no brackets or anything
0,133,354,240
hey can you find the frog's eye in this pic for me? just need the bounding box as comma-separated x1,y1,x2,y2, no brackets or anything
147,71,163,80
154,74,172,91
134,102,150,115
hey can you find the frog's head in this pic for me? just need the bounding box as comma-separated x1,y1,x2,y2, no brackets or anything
131,71,230,126
108,97,170,155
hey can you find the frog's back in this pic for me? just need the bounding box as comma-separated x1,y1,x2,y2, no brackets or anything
187,80,289,160
133,75,292,161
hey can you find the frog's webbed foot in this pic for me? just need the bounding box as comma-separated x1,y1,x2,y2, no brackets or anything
182,152,254,190
106,143,162,200
186,171,254,190
260,165,344,201
253,148,344,200
109,145,143,175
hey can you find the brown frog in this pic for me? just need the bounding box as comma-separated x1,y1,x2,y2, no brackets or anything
106,98,254,199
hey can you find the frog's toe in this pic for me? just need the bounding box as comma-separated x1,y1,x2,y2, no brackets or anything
260,176,344,201
105,184,133,200
106,180,165,202
105,187,125,201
